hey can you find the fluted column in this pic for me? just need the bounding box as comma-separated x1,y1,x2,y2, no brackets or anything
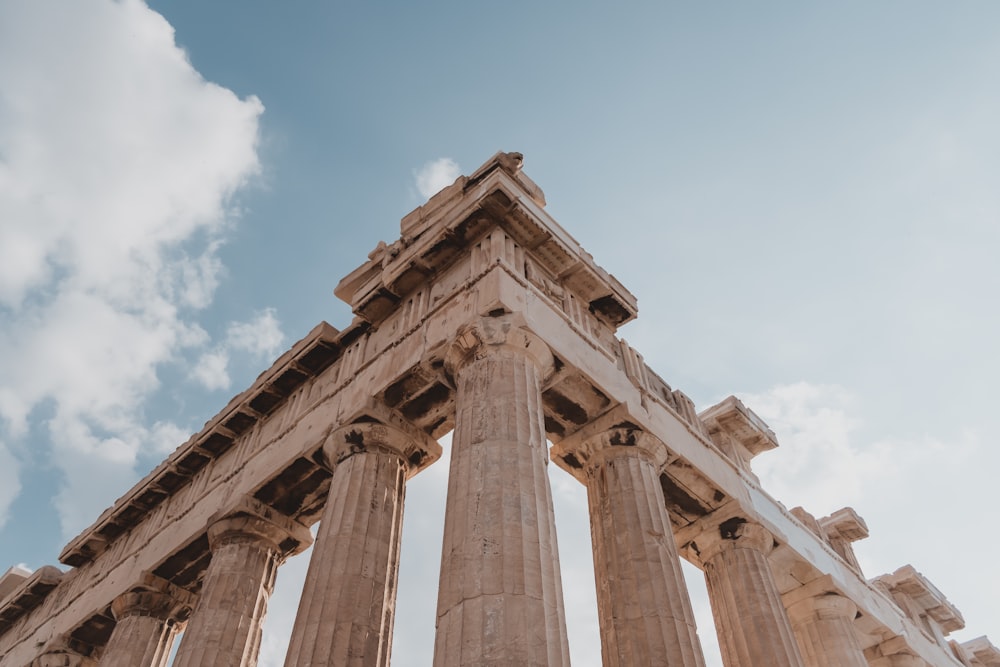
555,427,707,667
786,594,867,667
692,517,804,667
172,498,312,667
433,315,570,666
283,417,440,667
99,575,195,667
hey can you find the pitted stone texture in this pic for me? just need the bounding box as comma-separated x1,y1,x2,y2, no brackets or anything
786,594,867,667
695,518,805,667
100,583,194,667
583,430,706,667
284,420,438,667
433,317,569,667
172,509,310,667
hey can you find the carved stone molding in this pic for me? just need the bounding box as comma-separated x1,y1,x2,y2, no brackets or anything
444,314,554,381
322,418,440,479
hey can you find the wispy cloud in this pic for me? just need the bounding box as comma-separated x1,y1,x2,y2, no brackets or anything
414,158,461,199
191,309,285,392
0,0,263,537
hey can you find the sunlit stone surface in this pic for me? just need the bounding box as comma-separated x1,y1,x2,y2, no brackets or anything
0,152,993,667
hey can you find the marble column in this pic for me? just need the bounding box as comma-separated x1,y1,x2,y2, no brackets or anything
283,418,440,667
786,593,867,667
693,517,804,667
560,427,707,667
433,315,570,667
99,576,195,667
172,498,312,667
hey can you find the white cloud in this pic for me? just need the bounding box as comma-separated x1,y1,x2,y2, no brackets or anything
0,0,263,537
189,309,285,392
414,158,461,199
0,445,20,530
739,381,977,536
742,382,873,515
226,308,284,357
191,351,232,392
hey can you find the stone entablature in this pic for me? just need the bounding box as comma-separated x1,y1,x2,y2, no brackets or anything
58,322,342,569
0,566,62,632
875,565,966,646
0,152,992,666
700,395,779,479
963,636,1000,667
336,151,637,331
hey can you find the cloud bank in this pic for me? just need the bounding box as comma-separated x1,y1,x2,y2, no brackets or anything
0,0,266,537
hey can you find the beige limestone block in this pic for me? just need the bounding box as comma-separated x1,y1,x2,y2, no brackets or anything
786,594,867,667
433,316,570,667
172,502,311,667
99,579,195,667
694,518,805,667
283,419,439,667
568,428,707,666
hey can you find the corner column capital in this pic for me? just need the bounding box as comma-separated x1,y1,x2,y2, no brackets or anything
444,314,553,379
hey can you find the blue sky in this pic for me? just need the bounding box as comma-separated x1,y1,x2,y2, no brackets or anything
1,2,998,665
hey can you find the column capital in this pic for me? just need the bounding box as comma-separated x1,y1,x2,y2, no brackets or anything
786,592,858,626
30,636,97,667
207,495,312,558
322,413,441,480
689,515,775,565
552,425,671,481
551,403,678,482
445,314,553,379
110,573,196,624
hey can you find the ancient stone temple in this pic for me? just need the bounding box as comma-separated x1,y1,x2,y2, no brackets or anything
0,152,996,667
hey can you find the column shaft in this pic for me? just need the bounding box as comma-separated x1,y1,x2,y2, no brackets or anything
100,613,174,667
788,595,867,667
172,515,292,667
700,521,804,667
588,451,706,667
433,323,570,666
283,447,406,666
